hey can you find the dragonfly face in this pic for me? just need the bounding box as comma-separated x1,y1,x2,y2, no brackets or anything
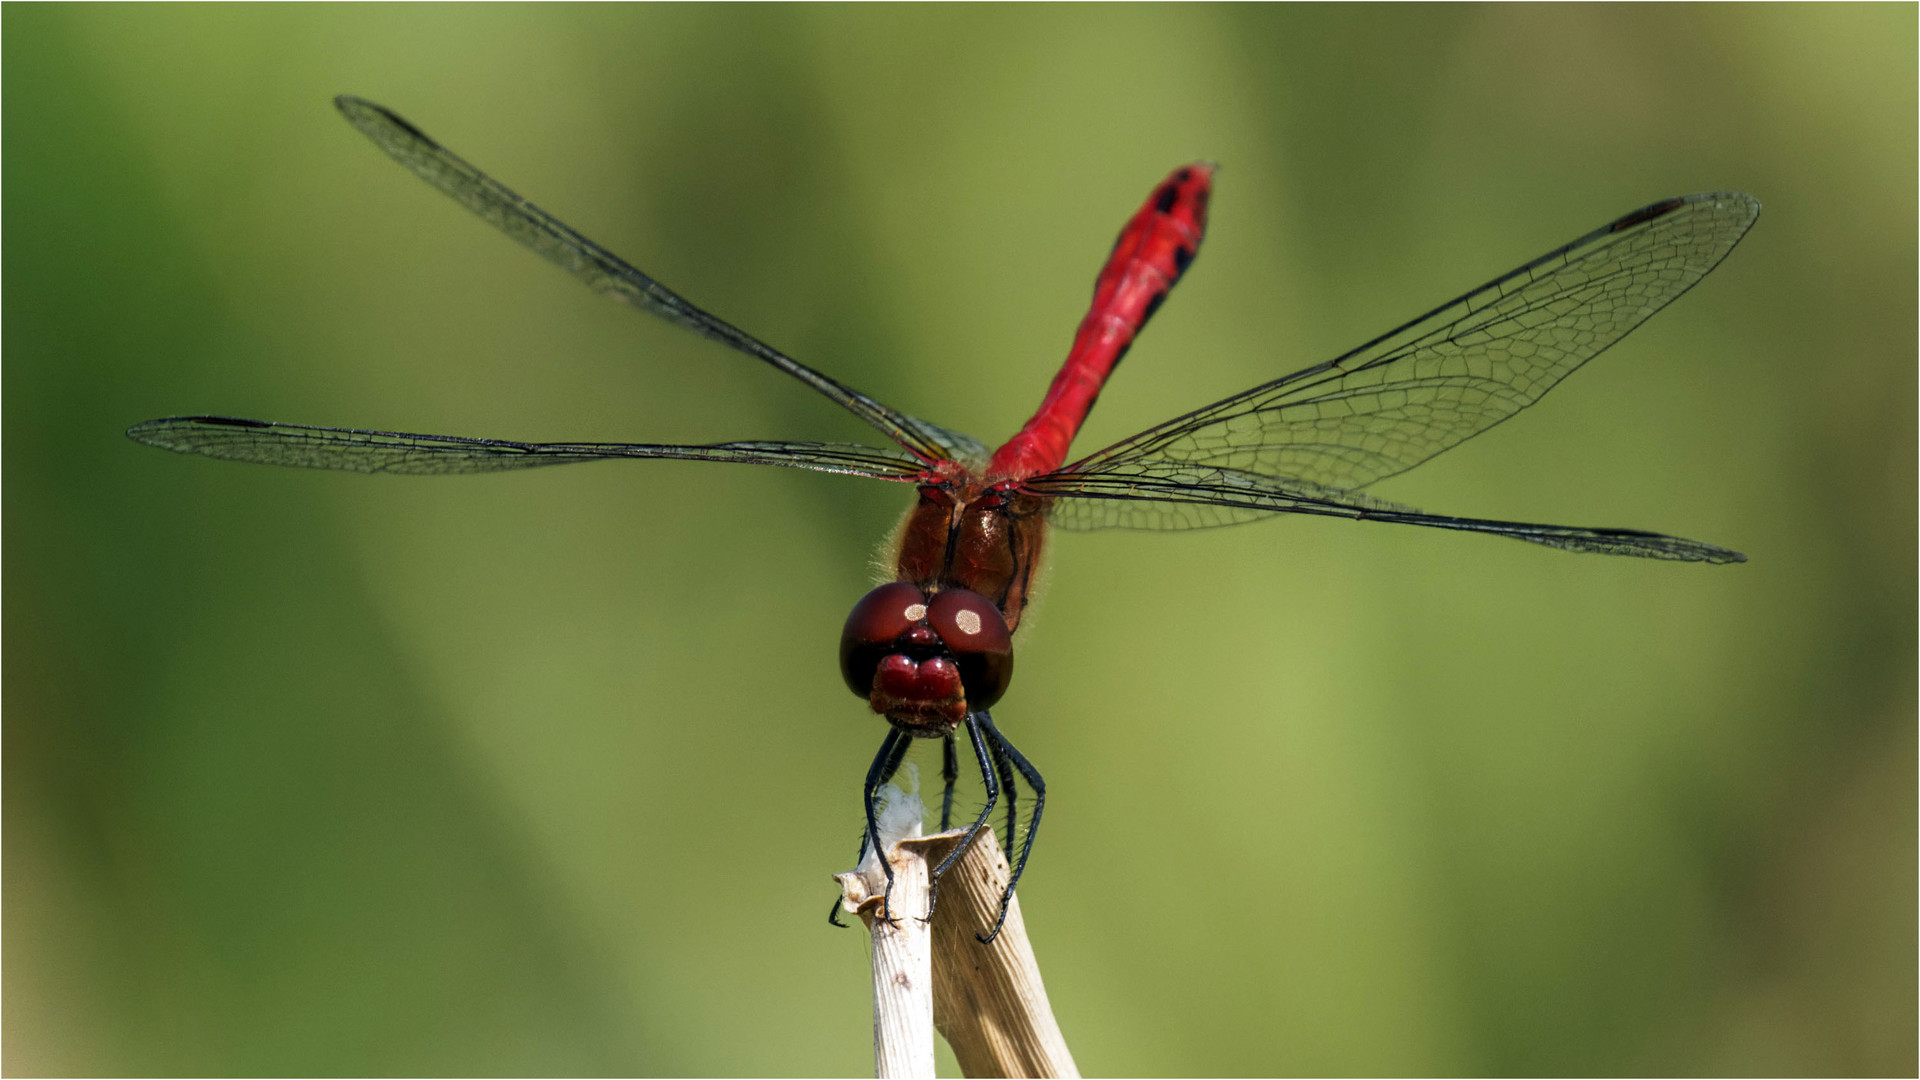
839,581,1013,735
126,96,1758,945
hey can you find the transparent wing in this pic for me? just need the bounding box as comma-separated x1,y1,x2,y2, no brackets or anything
1052,193,1760,490
128,416,925,481
1028,461,1745,563
335,96,987,467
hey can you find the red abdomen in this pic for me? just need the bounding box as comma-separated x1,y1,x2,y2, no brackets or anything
987,163,1213,480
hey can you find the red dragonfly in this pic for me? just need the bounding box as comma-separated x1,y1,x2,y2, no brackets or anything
129,97,1759,943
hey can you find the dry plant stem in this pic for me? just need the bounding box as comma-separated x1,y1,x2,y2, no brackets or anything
910,827,1079,1080
842,827,1078,1079
838,843,936,1079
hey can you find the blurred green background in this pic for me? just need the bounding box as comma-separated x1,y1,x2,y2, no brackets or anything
6,4,1913,1075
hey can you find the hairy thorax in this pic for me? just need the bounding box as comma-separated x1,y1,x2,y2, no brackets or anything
890,473,1049,635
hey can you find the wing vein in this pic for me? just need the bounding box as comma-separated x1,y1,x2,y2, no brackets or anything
127,416,925,481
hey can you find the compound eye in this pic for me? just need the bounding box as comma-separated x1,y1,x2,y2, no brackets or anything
839,582,930,698
926,588,1014,710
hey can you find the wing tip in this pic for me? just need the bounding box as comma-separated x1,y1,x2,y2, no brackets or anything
125,418,163,446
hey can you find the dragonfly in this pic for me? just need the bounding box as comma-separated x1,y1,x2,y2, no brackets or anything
129,96,1759,944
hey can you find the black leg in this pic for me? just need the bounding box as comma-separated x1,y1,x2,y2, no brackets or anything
975,712,1044,944
939,734,959,831
874,727,913,795
924,712,999,924
988,735,1018,865
828,727,910,928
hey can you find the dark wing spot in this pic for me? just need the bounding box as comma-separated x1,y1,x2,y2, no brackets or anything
1174,167,1193,184
1141,288,1167,324
336,96,443,149
1172,244,1195,276
198,415,273,428
1609,197,1685,233
1153,184,1179,215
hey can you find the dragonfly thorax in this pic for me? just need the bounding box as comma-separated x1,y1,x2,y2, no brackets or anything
889,479,1049,634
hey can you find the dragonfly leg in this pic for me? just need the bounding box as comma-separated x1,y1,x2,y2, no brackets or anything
925,713,999,925
988,735,1019,873
975,712,1045,944
828,727,911,928
939,734,959,831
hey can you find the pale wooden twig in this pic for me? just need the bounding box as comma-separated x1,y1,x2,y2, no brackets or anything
839,839,937,1079
838,772,938,1079
839,818,1078,1079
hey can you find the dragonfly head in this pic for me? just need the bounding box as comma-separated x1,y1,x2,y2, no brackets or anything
839,582,1013,735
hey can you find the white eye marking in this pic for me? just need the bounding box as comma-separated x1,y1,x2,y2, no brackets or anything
904,603,928,621
954,609,982,635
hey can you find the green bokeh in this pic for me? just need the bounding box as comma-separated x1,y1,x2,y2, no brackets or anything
6,5,1912,1075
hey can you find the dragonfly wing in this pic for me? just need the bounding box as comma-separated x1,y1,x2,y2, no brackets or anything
1029,461,1745,563
1057,193,1760,490
128,416,926,481
334,96,979,466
